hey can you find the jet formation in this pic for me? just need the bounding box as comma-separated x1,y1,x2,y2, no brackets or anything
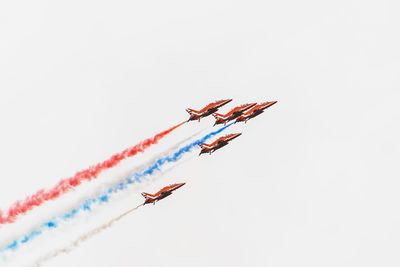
187,99,276,125
143,99,276,205
189,99,277,155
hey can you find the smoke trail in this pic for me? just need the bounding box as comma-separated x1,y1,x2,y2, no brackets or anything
34,155,197,267
0,121,185,225
67,126,208,218
0,127,206,253
34,204,143,267
0,124,232,256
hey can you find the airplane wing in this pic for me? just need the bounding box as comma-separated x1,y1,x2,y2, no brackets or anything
217,139,228,146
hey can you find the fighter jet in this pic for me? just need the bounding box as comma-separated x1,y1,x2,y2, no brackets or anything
235,101,277,123
212,103,256,125
198,133,242,155
141,183,186,205
186,99,232,122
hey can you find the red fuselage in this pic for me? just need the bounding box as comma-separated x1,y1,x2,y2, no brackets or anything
186,99,232,121
213,103,256,125
235,101,277,123
199,133,241,155
142,183,186,205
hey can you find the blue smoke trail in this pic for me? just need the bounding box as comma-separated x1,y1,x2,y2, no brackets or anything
0,123,232,255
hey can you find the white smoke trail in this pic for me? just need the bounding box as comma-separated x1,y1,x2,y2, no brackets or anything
33,203,143,267
1,127,209,266
31,138,201,267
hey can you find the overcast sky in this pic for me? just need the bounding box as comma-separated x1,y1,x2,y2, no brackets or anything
0,0,399,266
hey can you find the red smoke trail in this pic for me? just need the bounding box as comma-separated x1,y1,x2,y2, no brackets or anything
0,121,185,225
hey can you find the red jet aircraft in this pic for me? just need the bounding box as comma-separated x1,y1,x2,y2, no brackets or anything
186,99,232,121
199,133,241,155
235,101,277,123
212,103,256,125
141,183,186,205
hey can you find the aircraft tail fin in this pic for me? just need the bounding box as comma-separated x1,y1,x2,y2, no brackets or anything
198,143,212,150
141,192,155,198
141,192,157,205
212,112,226,119
186,108,200,115
198,146,208,155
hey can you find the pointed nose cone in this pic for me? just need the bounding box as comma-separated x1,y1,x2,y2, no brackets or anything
270,101,277,106
241,103,257,111
218,98,232,103
248,103,257,108
258,101,277,109
230,133,242,140
263,101,277,109
217,99,233,107
175,182,186,188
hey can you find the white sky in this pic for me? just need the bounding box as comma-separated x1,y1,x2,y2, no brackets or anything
0,0,399,266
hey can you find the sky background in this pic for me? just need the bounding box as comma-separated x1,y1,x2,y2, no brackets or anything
0,0,399,266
